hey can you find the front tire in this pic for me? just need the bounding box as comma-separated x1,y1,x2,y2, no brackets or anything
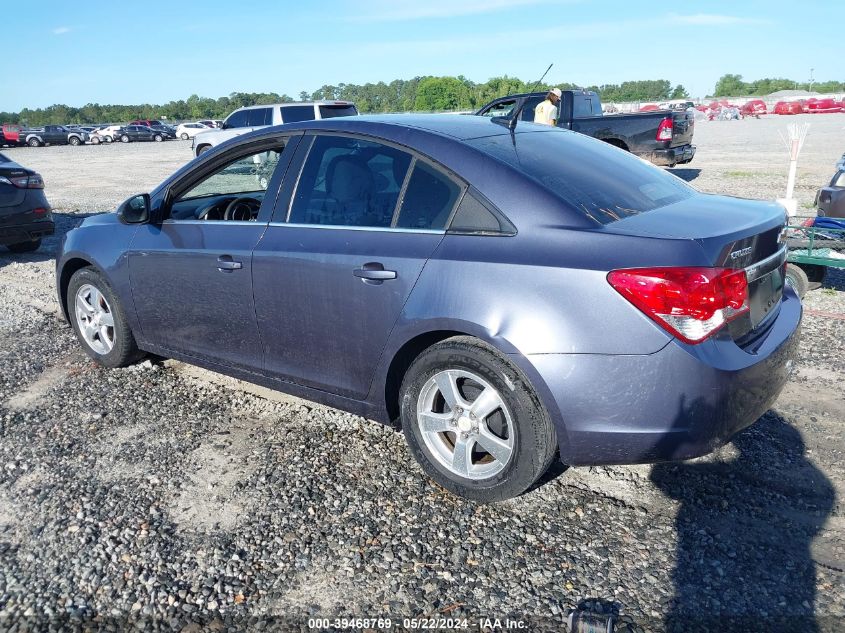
7,238,41,253
69,136,81,146
400,336,557,502
120,135,130,143
153,134,163,142
104,135,113,143
180,132,189,140
91,136,101,145
67,268,144,368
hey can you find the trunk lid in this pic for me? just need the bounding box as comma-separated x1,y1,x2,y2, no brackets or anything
0,160,29,210
606,194,787,340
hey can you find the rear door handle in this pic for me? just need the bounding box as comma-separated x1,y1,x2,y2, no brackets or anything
354,262,396,284
217,255,242,272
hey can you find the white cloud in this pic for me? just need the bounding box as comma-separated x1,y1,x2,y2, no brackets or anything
52,26,71,35
666,13,769,26
350,0,567,22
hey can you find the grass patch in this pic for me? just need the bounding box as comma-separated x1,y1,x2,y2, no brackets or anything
725,170,756,178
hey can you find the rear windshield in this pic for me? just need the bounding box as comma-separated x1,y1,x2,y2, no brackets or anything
469,129,693,225
318,105,358,119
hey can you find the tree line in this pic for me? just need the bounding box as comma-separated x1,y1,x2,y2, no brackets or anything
0,76,689,126
713,74,845,97
8,71,842,126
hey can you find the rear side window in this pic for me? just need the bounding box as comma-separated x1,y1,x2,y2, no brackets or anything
395,161,461,230
288,135,412,228
318,105,358,119
281,105,315,123
449,191,515,235
469,130,693,225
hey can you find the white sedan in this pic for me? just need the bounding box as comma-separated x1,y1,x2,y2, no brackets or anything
175,122,211,140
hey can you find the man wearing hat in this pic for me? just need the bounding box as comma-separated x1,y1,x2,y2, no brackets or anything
534,88,562,126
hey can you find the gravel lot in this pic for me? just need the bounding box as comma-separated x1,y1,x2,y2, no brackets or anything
1,116,844,632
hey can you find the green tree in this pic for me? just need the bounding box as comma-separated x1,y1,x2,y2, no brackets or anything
713,74,747,97
671,85,689,99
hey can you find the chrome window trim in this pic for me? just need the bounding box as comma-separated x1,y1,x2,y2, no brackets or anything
160,220,265,227
268,221,445,235
744,247,787,283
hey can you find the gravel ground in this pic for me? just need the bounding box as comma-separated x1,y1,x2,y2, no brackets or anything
1,116,844,632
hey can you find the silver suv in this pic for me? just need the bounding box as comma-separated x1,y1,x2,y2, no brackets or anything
191,101,358,156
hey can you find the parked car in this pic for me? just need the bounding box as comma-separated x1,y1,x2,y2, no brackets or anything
0,152,53,252
191,101,358,156
117,125,167,142
90,125,121,144
198,119,218,129
815,169,845,218
21,125,89,147
57,115,800,502
476,91,696,167
149,124,177,139
175,122,211,140
2,123,22,147
129,119,164,128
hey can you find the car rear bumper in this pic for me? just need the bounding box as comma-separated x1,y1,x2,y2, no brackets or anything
650,144,696,166
0,219,55,245
526,285,802,466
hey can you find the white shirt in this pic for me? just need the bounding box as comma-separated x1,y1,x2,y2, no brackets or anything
534,99,558,126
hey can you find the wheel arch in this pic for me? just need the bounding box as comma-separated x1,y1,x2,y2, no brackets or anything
58,257,97,322
602,137,630,152
378,326,566,454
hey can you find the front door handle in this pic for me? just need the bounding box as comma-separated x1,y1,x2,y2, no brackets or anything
217,255,242,272
354,262,397,285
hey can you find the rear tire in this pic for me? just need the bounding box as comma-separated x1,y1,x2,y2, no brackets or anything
67,267,144,368
802,264,826,290
785,263,809,299
7,238,41,253
399,336,558,503
69,136,81,146
180,132,189,140
28,138,41,147
120,135,130,143
104,135,113,143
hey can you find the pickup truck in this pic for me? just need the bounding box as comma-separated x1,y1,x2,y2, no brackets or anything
21,125,89,147
192,100,358,156
476,91,695,167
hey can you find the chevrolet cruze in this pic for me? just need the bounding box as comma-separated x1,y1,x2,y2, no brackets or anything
56,115,801,502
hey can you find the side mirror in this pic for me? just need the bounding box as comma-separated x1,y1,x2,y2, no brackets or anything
117,193,150,224
220,121,228,130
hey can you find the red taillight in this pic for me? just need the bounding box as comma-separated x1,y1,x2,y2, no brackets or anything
801,218,815,227
607,267,749,344
32,207,48,216
656,117,673,141
1,173,44,189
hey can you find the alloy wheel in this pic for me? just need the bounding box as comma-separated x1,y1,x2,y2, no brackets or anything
416,369,515,480
74,284,116,354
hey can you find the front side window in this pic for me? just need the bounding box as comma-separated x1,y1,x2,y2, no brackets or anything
288,135,411,228
224,110,250,128
169,144,287,221
247,108,272,127
479,99,516,118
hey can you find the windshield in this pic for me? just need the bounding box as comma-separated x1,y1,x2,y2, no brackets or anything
469,129,694,225
318,105,358,119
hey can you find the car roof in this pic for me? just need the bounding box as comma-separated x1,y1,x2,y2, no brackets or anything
274,113,556,141
235,101,355,111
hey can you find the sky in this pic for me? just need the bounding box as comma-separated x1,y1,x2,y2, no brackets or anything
2,0,843,112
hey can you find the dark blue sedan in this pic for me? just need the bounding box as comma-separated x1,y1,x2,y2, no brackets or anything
56,115,801,502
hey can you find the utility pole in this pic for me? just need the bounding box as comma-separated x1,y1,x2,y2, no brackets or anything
809,68,815,92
